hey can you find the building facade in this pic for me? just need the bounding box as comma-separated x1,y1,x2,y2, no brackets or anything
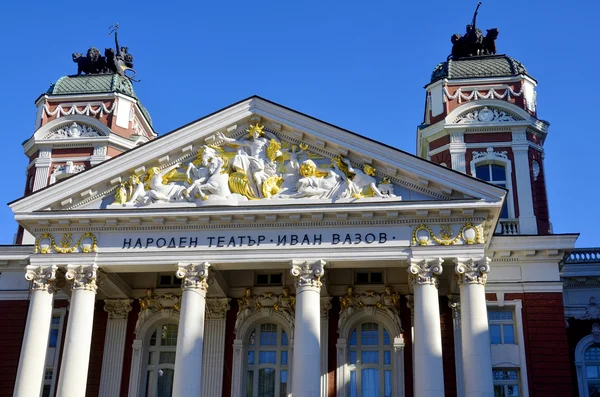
0,23,597,397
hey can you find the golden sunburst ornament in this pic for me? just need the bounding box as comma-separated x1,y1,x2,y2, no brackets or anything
246,124,265,137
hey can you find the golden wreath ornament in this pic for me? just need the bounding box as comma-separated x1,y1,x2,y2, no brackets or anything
411,222,483,246
34,232,98,254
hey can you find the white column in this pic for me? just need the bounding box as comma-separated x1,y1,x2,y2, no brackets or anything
202,298,230,397
290,259,325,397
449,131,467,173
172,262,210,397
449,296,464,397
13,265,57,397
33,147,52,191
512,129,537,234
127,339,144,397
408,257,445,397
56,264,99,397
99,299,133,397
455,257,494,397
320,297,332,397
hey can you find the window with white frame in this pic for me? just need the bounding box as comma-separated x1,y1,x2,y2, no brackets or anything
144,323,178,397
584,345,600,396
245,323,290,397
493,369,520,396
488,310,516,344
43,310,65,397
475,164,509,218
347,322,393,397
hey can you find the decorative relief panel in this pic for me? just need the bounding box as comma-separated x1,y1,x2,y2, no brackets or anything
582,297,600,320
50,161,86,184
44,122,103,139
235,287,296,334
110,124,399,207
412,222,483,246
34,232,98,254
136,290,181,333
338,286,402,333
455,106,519,124
472,147,508,161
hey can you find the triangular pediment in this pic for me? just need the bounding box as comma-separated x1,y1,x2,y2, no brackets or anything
10,96,506,216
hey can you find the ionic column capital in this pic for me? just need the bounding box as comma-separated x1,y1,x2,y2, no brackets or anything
66,264,99,292
290,260,325,288
176,262,210,291
104,299,133,320
25,265,57,291
454,257,490,285
408,257,443,286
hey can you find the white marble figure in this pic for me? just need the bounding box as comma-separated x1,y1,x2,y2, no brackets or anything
342,158,388,198
293,159,348,199
187,156,232,200
215,126,281,197
127,167,186,204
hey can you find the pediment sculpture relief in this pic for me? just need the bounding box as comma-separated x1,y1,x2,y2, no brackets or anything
45,122,103,139
111,124,398,206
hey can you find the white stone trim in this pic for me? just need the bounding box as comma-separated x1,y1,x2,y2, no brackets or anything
470,147,515,219
230,309,294,397
99,299,132,397
511,128,537,234
487,299,529,397
127,310,180,397
336,307,405,397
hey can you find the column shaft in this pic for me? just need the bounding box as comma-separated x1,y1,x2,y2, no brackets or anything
172,262,210,397
291,260,325,397
202,298,230,397
56,265,98,397
455,258,494,397
13,266,57,397
409,258,445,397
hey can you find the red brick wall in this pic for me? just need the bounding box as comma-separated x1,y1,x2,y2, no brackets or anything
120,300,140,397
400,295,414,397
0,300,29,396
440,296,457,397
529,148,551,234
327,298,340,397
222,299,238,397
505,293,574,396
86,301,108,397
430,150,451,168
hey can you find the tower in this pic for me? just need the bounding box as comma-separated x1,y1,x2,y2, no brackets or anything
417,16,550,235
19,31,156,243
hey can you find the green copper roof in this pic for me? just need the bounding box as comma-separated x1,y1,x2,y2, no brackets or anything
47,74,138,98
45,74,152,127
430,55,528,83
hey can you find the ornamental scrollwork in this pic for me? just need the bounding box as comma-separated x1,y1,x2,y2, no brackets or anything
206,298,231,319
34,232,98,254
110,124,398,207
136,289,181,334
66,264,98,292
454,257,490,285
24,265,57,291
412,222,483,246
408,258,443,286
235,288,296,334
45,122,103,139
290,260,325,288
338,286,402,334
455,106,517,124
176,262,210,291
472,147,509,161
104,299,133,320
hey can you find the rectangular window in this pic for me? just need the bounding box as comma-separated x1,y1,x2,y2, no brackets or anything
488,311,516,344
355,271,384,284
493,369,520,396
255,272,283,286
157,274,182,287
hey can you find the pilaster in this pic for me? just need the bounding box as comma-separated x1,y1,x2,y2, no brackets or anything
33,147,52,191
449,131,467,173
449,296,464,397
511,128,538,234
99,299,133,397
202,297,231,397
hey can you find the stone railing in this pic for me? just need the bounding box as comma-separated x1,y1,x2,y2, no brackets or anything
496,219,519,235
564,248,600,264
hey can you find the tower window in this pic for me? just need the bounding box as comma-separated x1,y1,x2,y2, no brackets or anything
356,271,384,284
476,164,509,218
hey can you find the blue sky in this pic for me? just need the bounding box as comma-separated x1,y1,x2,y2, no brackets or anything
0,0,597,247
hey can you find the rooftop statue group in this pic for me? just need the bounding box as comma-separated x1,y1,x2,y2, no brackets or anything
72,23,136,78
112,124,397,206
451,2,499,58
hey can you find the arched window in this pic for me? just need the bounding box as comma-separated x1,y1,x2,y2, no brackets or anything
144,323,178,397
470,148,514,219
347,322,393,397
475,164,509,218
584,345,600,396
245,323,290,397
